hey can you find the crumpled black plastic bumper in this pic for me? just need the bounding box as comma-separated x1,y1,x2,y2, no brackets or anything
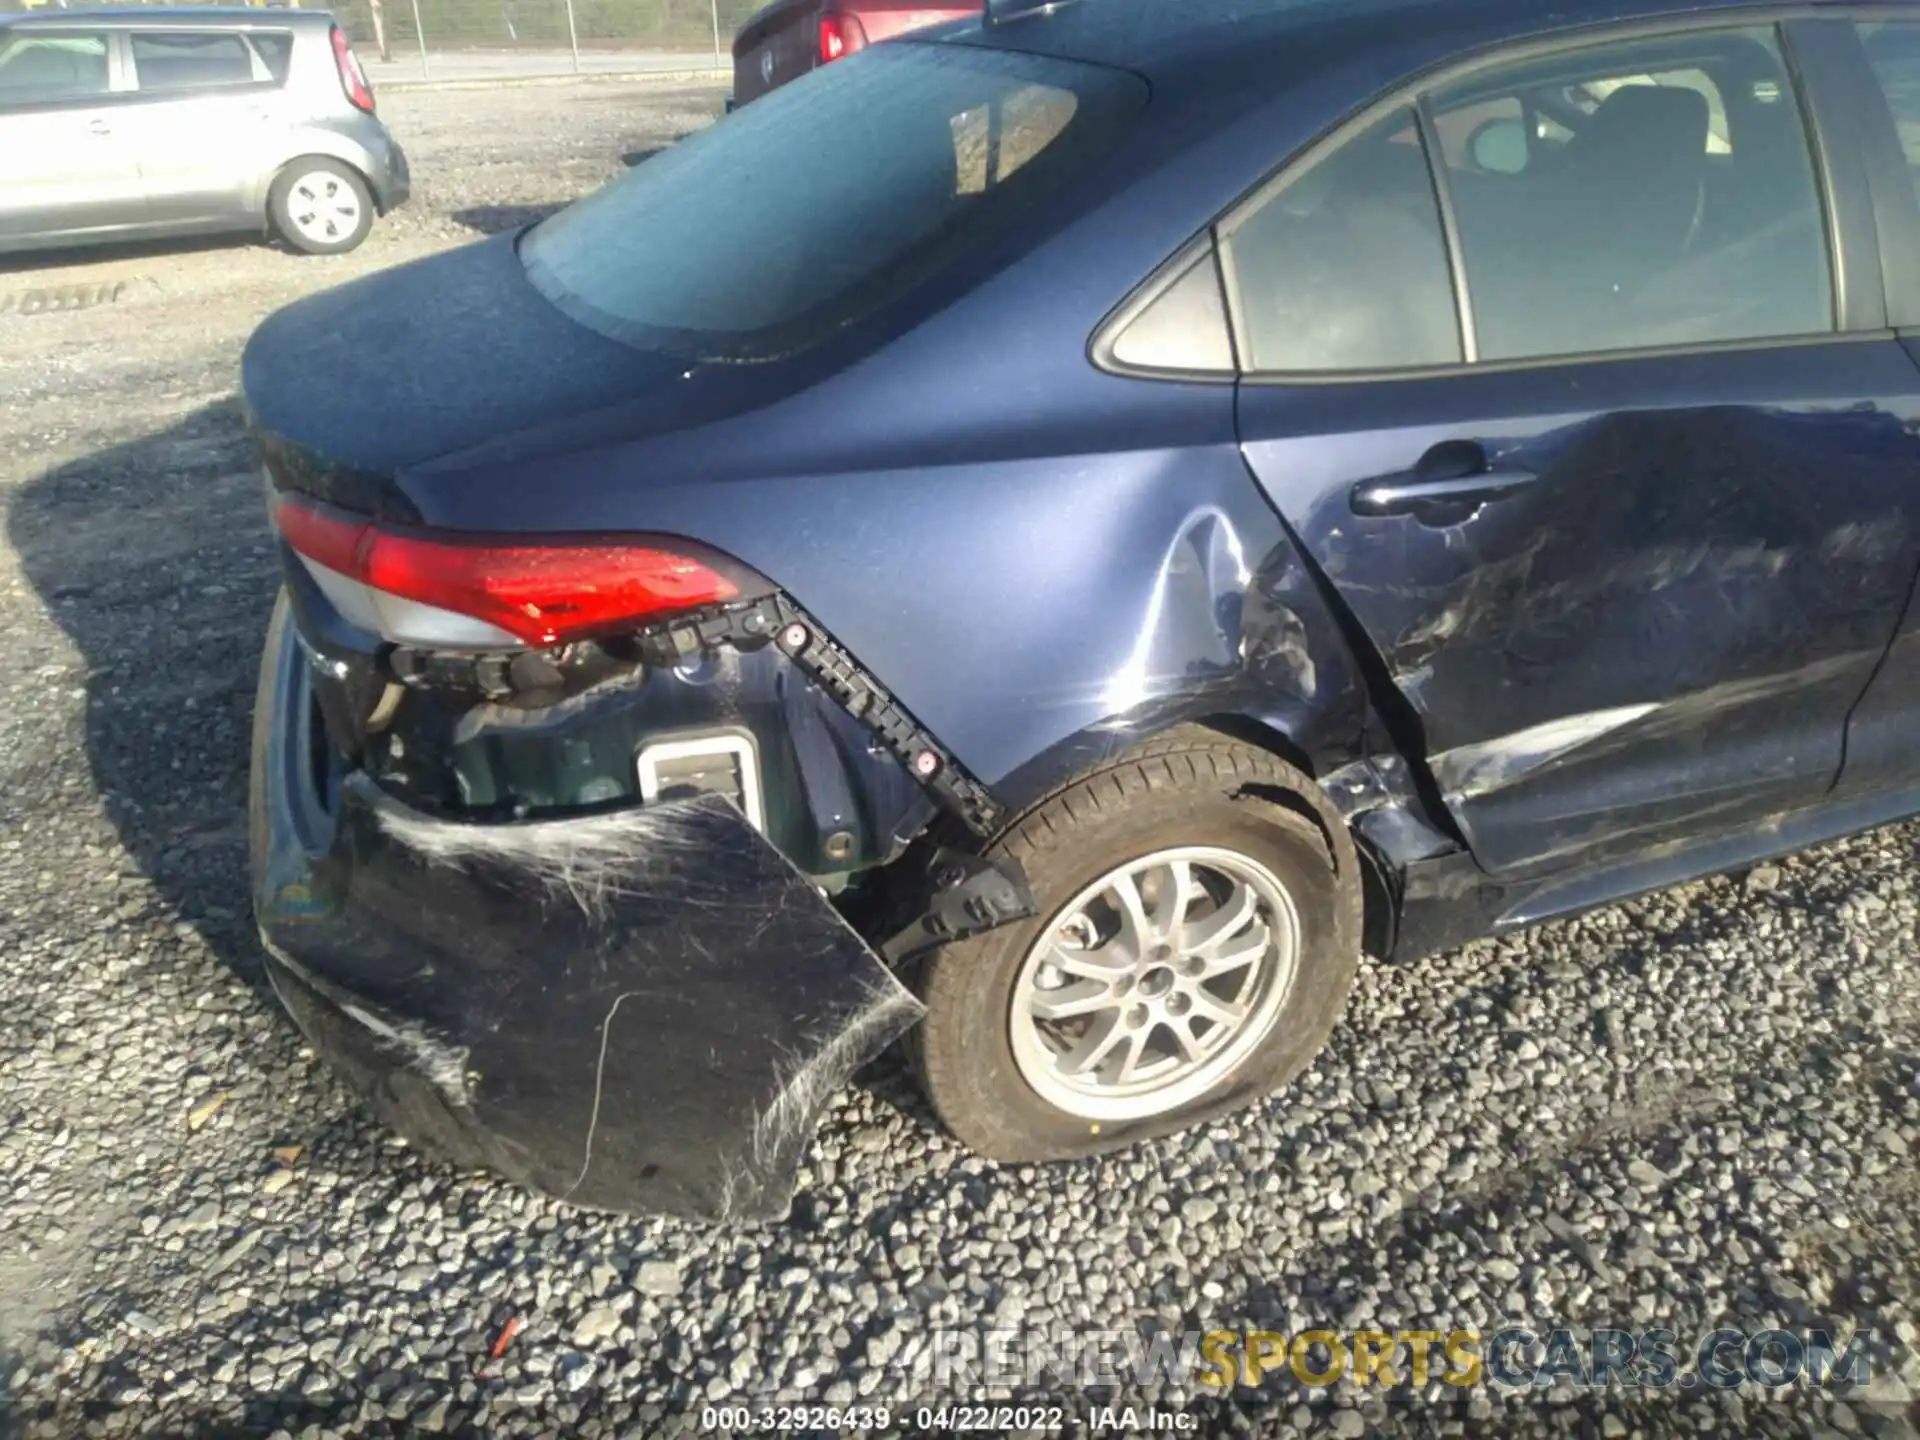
250,596,922,1222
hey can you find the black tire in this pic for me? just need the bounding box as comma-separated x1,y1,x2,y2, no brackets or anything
913,728,1363,1162
269,158,375,256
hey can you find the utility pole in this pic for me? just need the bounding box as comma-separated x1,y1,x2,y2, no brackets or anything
409,0,428,76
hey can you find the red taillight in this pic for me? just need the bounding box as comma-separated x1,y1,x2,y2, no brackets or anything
330,26,376,114
274,496,741,648
818,11,867,64
275,495,365,576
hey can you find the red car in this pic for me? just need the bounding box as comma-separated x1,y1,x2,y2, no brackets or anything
729,0,981,108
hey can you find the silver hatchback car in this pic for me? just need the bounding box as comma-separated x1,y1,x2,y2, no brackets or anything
0,6,408,256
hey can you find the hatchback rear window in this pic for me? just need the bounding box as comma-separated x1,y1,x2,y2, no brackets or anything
519,44,1145,359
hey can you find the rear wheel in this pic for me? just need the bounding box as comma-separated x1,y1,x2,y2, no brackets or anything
270,159,374,255
913,730,1362,1161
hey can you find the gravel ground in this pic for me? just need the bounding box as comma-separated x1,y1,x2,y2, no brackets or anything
2,79,1918,1440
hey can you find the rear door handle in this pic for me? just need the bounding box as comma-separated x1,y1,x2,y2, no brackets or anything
1350,467,1538,516
89,118,112,136
1350,440,1537,521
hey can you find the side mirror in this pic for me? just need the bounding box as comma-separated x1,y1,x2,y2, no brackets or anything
1467,116,1528,175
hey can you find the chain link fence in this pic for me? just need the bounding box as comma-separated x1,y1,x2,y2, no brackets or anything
17,0,763,83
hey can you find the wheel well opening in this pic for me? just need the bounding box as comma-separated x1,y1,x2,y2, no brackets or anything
1350,832,1399,960
1195,714,1316,780
1197,714,1397,961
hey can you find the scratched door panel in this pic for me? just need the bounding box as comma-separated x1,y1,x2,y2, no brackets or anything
1229,23,1920,877
1240,345,1920,878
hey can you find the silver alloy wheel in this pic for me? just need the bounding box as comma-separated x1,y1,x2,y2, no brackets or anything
1009,845,1302,1121
284,170,362,246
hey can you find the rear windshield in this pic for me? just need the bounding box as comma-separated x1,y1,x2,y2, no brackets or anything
519,43,1146,360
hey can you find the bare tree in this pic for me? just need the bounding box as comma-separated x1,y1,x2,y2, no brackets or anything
368,0,392,61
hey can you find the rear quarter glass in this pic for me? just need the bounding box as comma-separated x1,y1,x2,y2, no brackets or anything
250,30,294,84
518,43,1147,362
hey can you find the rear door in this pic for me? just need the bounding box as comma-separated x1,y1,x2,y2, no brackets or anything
124,27,288,224
1830,14,1920,800
0,27,142,240
1230,20,1920,878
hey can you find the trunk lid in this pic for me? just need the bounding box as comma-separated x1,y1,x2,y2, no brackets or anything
241,232,686,504
732,0,822,104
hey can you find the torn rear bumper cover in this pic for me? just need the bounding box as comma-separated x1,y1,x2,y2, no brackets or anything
252,606,922,1222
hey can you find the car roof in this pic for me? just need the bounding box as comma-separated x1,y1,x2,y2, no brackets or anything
963,0,1831,98
976,0,1780,61
0,5,326,27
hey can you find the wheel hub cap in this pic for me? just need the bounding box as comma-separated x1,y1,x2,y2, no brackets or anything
1009,845,1302,1122
287,173,361,244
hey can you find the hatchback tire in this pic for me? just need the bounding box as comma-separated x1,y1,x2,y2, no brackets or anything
270,158,374,255
913,729,1362,1162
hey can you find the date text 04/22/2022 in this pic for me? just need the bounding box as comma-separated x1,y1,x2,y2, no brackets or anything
697,1404,1198,1432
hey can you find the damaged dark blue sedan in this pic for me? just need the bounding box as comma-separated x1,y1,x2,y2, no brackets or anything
243,0,1920,1220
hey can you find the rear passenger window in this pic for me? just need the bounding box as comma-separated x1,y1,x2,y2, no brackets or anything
131,32,258,93
1222,108,1463,372
1860,23,1920,209
0,33,110,106
1430,26,1832,361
